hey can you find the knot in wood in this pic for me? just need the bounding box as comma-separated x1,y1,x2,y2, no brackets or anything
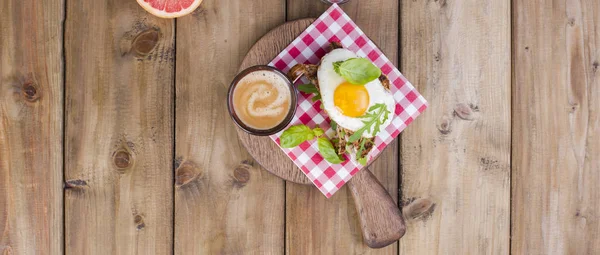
134,214,145,230
132,29,160,56
403,198,436,221
175,161,199,187
454,103,474,120
22,82,40,102
233,165,251,184
232,160,253,188
436,0,447,8
113,150,132,170
438,116,452,134
64,179,88,189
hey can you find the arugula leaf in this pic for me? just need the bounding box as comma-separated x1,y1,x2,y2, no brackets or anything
348,103,391,143
355,139,367,159
317,137,344,164
280,125,315,148
330,120,338,130
333,58,381,85
355,139,371,166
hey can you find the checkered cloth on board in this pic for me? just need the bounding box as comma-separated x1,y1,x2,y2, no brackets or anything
268,4,427,198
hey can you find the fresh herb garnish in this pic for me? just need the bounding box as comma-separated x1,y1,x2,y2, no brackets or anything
280,125,323,148
357,157,368,166
297,83,323,108
297,83,319,94
317,137,344,164
355,139,371,166
333,58,381,85
312,127,324,137
348,103,391,143
298,83,321,101
331,138,340,145
330,120,338,130
311,94,322,102
280,124,345,164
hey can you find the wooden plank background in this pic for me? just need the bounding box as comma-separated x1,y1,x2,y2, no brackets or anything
0,0,599,254
0,0,64,254
400,0,511,254
64,0,174,254
512,0,600,254
174,0,285,254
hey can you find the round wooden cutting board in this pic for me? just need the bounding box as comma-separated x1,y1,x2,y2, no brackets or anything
235,18,406,248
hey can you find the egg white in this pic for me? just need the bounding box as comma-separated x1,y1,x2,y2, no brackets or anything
318,49,395,138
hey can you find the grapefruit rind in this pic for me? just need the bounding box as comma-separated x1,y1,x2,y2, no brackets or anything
136,0,203,18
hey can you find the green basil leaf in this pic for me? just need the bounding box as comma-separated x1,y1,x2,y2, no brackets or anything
311,94,322,102
280,125,315,148
312,127,324,137
333,61,342,74
333,58,381,85
317,137,344,164
297,83,319,94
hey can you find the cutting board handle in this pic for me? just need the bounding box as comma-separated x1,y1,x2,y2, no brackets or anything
347,169,406,248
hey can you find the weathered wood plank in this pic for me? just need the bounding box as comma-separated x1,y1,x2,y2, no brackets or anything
0,0,64,254
174,1,285,254
286,1,399,254
512,0,600,253
399,0,511,254
64,1,174,254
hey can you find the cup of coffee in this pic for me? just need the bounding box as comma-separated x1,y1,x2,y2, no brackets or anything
228,65,297,136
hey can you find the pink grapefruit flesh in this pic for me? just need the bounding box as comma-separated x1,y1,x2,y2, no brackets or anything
137,0,203,18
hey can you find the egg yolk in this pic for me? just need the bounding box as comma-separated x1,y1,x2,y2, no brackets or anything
333,82,370,117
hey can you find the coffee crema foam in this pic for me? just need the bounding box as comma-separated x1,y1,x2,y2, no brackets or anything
232,70,291,130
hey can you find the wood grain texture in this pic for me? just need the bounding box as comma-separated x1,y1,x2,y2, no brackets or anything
286,1,399,254
399,0,511,254
348,170,405,248
237,19,313,185
64,1,174,254
512,0,600,253
174,1,285,254
0,0,64,254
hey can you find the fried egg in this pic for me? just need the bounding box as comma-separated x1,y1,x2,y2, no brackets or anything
318,49,395,138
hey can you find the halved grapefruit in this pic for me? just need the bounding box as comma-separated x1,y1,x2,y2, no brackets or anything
136,0,203,18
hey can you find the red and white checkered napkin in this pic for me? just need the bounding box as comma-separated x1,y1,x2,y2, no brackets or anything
268,4,427,198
